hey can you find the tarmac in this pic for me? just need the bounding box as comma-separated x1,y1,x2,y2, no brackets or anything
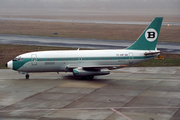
0,67,180,120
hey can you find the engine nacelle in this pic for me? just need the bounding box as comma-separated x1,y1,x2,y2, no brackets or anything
73,67,110,77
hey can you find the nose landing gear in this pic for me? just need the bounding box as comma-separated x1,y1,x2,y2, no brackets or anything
19,72,30,79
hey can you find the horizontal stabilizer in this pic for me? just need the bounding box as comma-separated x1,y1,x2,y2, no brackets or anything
144,52,161,56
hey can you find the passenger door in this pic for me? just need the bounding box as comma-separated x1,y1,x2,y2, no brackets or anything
129,52,133,64
79,57,84,63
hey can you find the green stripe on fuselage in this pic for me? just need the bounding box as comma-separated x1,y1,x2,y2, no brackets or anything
13,56,156,70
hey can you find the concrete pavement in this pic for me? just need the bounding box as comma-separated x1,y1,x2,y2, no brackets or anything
0,67,180,120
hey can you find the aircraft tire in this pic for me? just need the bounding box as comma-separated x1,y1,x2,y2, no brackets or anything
87,76,94,80
26,74,29,79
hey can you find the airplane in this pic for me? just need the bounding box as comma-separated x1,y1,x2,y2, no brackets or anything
6,17,163,79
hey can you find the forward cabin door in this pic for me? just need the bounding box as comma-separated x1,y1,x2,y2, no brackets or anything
31,54,37,65
129,52,133,64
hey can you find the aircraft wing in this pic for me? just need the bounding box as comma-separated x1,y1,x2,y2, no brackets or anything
66,65,128,70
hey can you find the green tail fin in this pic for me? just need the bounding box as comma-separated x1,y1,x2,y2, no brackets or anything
126,17,163,50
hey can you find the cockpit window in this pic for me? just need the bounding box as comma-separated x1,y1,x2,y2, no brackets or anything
13,56,24,61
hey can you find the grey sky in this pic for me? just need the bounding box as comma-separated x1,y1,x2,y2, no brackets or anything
0,0,179,9
0,0,179,15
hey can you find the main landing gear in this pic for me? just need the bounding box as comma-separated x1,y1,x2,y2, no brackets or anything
25,74,29,79
87,75,94,80
82,75,94,80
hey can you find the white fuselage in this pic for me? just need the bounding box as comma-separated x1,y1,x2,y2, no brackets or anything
10,49,158,73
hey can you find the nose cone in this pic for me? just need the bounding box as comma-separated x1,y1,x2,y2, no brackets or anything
6,61,13,69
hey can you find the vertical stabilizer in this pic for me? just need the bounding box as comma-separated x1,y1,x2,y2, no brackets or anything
126,17,163,50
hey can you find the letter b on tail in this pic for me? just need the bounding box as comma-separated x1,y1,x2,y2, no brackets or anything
145,28,157,42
